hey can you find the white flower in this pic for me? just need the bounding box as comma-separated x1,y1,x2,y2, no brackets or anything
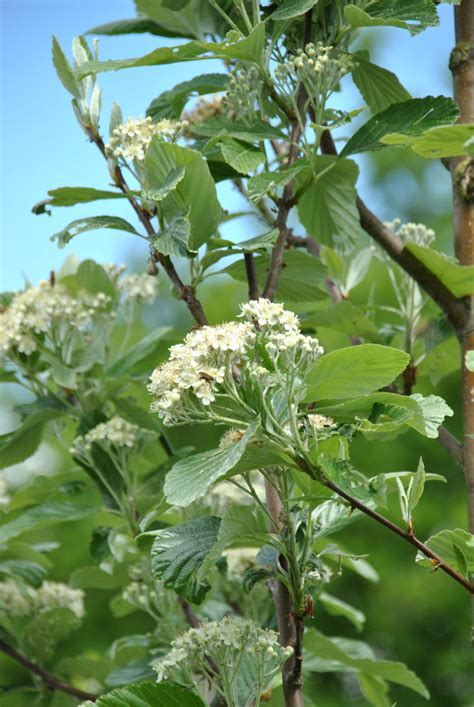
0,580,85,620
0,473,10,507
0,281,110,357
34,581,85,619
119,273,158,303
385,219,435,247
153,616,292,685
224,547,259,580
149,299,323,426
71,416,140,455
307,414,334,430
106,116,187,161
0,580,34,617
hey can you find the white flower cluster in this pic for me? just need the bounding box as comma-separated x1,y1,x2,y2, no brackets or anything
122,580,163,615
307,414,334,430
70,416,140,455
386,219,435,247
241,299,324,366
0,281,110,357
276,42,352,96
154,616,292,682
106,117,188,161
224,547,259,581
149,320,254,424
149,299,323,426
0,580,85,620
35,581,85,619
118,273,158,303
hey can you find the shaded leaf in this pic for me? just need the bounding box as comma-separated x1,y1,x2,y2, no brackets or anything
164,418,260,506
247,163,306,204
305,301,382,342
84,680,205,706
144,140,221,249
341,97,459,156
297,156,363,251
344,1,439,36
150,516,220,603
405,242,474,297
153,211,195,258
416,528,474,575
51,216,140,248
381,123,474,158
220,138,265,174
270,0,320,20
0,409,63,470
305,629,429,698
107,327,171,377
0,501,95,544
147,73,228,120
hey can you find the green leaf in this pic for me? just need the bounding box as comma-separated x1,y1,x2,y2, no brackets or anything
247,163,306,204
147,73,229,120
305,301,382,343
305,629,429,698
416,528,474,575
107,327,171,377
270,0,320,20
87,17,197,40
297,156,363,251
51,216,140,248
77,24,266,77
344,1,439,36
351,53,411,113
341,97,459,157
404,242,474,297
144,140,221,249
223,250,329,303
135,0,223,40
220,138,265,174
70,565,128,590
192,117,285,144
150,516,220,603
381,123,474,158
198,504,269,579
0,409,63,470
164,417,260,506
344,247,374,292
23,608,81,662
417,337,459,385
63,259,116,299
52,37,79,98
407,458,425,516
318,592,366,631
0,501,95,544
0,560,47,587
142,166,186,202
408,394,453,438
304,345,410,401
83,681,206,707
38,187,128,209
358,674,391,707
238,229,279,252
153,211,195,258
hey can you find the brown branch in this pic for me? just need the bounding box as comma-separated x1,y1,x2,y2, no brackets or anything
319,128,469,335
438,426,464,468
244,253,260,300
0,639,99,702
264,479,304,707
318,477,474,594
262,11,313,302
450,1,474,628
88,131,208,327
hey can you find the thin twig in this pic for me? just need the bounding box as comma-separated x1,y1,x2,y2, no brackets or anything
319,476,473,593
438,426,464,468
262,11,313,302
87,131,208,327
0,639,99,702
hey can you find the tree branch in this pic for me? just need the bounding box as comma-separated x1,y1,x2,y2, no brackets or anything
317,477,474,594
87,131,208,327
244,253,260,300
318,129,469,335
262,11,313,301
0,639,99,702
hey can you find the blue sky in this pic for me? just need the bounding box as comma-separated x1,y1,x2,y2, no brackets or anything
1,1,455,291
